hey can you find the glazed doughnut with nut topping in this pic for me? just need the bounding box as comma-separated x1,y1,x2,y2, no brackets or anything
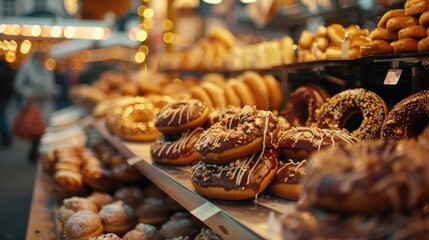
381,89,429,140
270,160,307,200
195,106,279,164
150,127,204,165
207,105,241,126
155,99,210,135
314,88,388,141
191,149,278,200
279,127,360,162
302,140,429,214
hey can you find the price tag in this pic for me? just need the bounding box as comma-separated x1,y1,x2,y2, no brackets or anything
127,156,142,165
341,40,350,59
384,69,402,85
191,202,221,222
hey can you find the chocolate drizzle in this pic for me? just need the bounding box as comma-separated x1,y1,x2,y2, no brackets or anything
155,99,206,127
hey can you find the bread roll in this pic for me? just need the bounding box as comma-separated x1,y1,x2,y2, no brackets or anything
316,26,327,37
369,28,398,41
350,35,371,48
346,25,362,38
315,37,329,51
299,30,314,49
377,9,405,28
360,40,393,56
386,16,418,32
418,37,429,52
392,38,419,53
405,0,429,16
398,25,427,39
327,24,346,46
419,10,429,26
326,46,360,59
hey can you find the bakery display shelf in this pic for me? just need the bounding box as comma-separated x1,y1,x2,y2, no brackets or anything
26,164,64,240
92,119,296,240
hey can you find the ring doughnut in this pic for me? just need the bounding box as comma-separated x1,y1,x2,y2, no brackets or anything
228,79,255,107
314,88,388,141
241,71,270,110
222,83,241,107
381,90,429,140
207,106,241,126
284,85,330,127
195,106,279,164
279,127,360,162
190,86,214,109
155,99,210,135
270,160,307,200
302,140,429,214
191,149,278,200
114,98,161,142
262,74,283,111
151,127,204,165
201,82,227,108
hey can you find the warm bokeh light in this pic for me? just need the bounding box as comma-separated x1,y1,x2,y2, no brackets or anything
9,40,17,51
162,19,173,31
203,0,223,4
50,26,62,38
20,40,32,54
1,40,9,51
64,26,75,38
143,19,153,29
31,25,42,36
143,8,154,19
163,32,175,43
134,52,146,63
139,45,149,54
136,30,148,42
44,58,56,70
64,0,79,15
241,0,256,3
0,24,5,33
137,5,146,16
81,50,93,62
5,52,16,63
92,27,104,40
11,25,21,36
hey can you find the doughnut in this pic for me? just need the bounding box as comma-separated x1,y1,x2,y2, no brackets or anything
64,210,104,240
114,97,161,142
207,106,241,126
195,228,222,240
87,192,113,210
221,83,241,107
405,0,429,16
155,99,210,135
381,90,429,140
326,24,346,46
314,88,388,141
262,74,283,110
81,165,114,192
228,79,255,107
418,37,429,52
207,26,235,49
89,233,122,240
420,10,429,26
190,86,214,109
392,38,419,53
270,159,307,201
191,149,278,200
302,140,429,214
159,215,200,239
201,73,226,86
398,26,427,39
58,197,98,225
150,127,204,165
386,16,419,32
123,223,163,240
99,201,138,237
369,28,398,41
201,82,227,108
114,186,145,210
299,30,314,49
279,127,360,162
360,40,393,56
112,163,144,182
136,198,169,227
195,106,279,164
240,71,270,110
284,85,330,127
378,9,405,28
92,96,133,119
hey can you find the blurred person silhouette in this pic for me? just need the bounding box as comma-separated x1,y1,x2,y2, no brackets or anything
0,59,16,147
54,60,72,110
14,51,56,162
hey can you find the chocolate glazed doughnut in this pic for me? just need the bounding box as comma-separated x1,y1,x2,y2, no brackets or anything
195,106,279,164
284,85,330,127
314,88,388,141
270,160,307,201
191,149,278,200
302,140,429,214
381,90,429,140
150,127,204,165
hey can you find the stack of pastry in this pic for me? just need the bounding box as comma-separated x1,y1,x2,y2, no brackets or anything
191,105,280,200
361,1,429,56
80,148,116,192
298,24,370,61
53,148,88,196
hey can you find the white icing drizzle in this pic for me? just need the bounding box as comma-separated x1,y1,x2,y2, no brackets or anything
152,127,203,157
156,99,204,126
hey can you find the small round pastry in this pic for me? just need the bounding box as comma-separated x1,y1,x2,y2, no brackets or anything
58,197,98,225
392,38,419,53
377,9,405,28
222,82,241,107
136,198,169,227
201,73,226,86
270,159,307,201
386,16,419,32
99,201,138,237
360,40,393,56
115,98,161,142
279,127,360,161
315,37,329,51
155,99,210,135
195,106,279,164
54,170,86,193
345,25,362,38
89,233,122,240
207,106,241,126
228,79,255,107
314,88,388,141
398,26,427,39
201,82,227,108
160,216,200,239
240,71,270,110
114,186,145,210
87,192,114,210
418,37,429,52
284,85,330,127
262,74,283,110
369,28,398,41
420,10,429,26
381,90,429,140
190,86,214,109
112,163,144,183
151,127,204,165
65,210,104,240
298,30,314,49
326,24,346,46
191,149,278,200
405,0,429,16
302,140,429,214
123,223,163,240
82,165,114,191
